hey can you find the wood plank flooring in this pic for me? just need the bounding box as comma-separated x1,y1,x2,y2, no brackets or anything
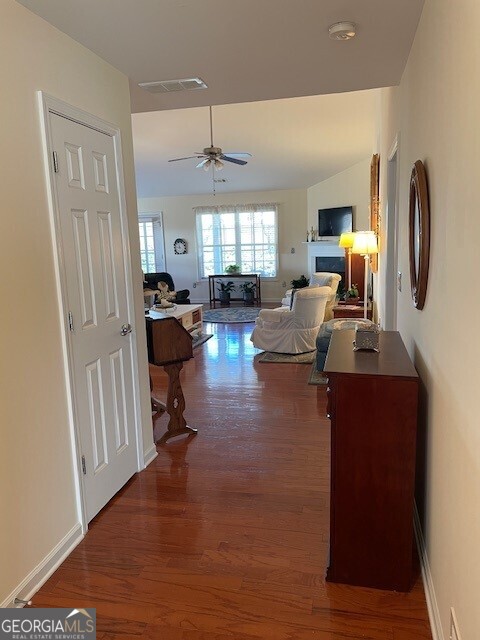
32,319,433,639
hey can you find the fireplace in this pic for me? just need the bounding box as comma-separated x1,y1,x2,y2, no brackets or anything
315,256,345,283
315,256,345,291
306,241,345,289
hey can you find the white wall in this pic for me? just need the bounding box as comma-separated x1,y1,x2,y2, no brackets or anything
378,0,480,637
307,158,371,232
138,189,308,302
0,1,152,605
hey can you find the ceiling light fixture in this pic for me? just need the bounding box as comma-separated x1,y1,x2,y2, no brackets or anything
214,159,224,171
328,21,356,40
203,160,211,172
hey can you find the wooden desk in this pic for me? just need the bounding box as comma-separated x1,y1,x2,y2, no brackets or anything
145,312,197,444
208,273,261,308
324,330,419,591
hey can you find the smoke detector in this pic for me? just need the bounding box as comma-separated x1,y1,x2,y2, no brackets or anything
328,22,356,40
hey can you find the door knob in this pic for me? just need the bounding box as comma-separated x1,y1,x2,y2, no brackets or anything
121,323,132,336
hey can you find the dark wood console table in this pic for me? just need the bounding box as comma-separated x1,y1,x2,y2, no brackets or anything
145,311,197,444
208,273,261,308
324,330,419,591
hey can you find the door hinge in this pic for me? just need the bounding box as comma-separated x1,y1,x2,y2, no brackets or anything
52,151,59,173
68,311,74,332
81,455,87,476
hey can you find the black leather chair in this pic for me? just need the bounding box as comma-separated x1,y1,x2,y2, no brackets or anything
143,272,190,304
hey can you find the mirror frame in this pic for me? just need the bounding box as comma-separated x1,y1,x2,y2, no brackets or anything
409,160,430,309
369,154,380,273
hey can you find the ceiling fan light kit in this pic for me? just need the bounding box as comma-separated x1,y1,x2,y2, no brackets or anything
328,21,356,40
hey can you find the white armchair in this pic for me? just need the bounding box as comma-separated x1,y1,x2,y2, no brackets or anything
251,286,331,354
281,272,342,321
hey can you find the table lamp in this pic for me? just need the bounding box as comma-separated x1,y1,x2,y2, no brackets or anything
352,231,378,319
339,232,355,289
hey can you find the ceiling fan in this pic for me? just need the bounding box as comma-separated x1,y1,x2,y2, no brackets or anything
168,106,252,171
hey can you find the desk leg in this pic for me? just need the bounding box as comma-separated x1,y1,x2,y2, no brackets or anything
150,374,166,415
156,362,197,444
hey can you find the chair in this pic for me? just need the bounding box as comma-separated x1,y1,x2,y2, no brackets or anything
281,272,341,321
143,272,190,304
251,286,331,354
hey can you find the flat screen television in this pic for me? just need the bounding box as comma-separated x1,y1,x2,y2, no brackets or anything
318,206,353,237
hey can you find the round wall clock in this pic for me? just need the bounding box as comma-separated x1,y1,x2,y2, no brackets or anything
174,238,187,255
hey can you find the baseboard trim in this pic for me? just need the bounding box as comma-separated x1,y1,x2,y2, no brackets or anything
1,523,83,608
143,443,158,468
413,503,444,640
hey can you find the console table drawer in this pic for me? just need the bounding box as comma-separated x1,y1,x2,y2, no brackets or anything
192,309,201,324
181,312,193,329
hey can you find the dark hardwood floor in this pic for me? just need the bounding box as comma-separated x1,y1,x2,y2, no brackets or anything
32,318,432,639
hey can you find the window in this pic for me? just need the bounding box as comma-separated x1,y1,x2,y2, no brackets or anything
194,204,278,278
138,214,165,273
138,220,156,273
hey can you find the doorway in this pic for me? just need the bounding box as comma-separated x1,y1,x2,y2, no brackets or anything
40,94,144,526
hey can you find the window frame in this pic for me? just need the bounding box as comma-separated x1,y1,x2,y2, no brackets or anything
138,212,166,274
194,204,278,279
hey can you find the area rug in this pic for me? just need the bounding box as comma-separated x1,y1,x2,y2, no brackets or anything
307,362,328,385
203,307,261,323
192,333,213,349
256,350,315,364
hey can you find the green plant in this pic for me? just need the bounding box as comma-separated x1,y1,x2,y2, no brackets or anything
217,280,235,292
290,274,309,289
225,264,241,274
346,283,359,299
239,281,256,293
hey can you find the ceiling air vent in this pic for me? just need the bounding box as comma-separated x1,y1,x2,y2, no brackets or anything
138,77,208,93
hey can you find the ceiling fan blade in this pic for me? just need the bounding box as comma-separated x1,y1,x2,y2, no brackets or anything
168,155,202,162
222,152,252,158
221,155,248,166
196,158,210,169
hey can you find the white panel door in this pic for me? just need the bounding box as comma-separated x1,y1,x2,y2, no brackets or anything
50,113,137,522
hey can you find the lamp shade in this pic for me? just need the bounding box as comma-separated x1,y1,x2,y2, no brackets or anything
352,230,378,255
339,232,355,249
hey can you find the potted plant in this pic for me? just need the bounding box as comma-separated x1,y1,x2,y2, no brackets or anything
345,283,360,305
239,281,256,306
290,275,309,289
225,264,241,274
217,280,235,305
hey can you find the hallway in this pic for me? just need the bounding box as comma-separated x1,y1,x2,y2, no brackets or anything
32,321,432,639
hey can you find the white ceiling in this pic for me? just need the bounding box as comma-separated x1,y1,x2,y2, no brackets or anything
133,91,377,197
17,0,424,113
17,0,423,197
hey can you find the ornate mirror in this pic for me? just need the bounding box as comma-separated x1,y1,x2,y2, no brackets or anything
369,154,380,272
409,160,430,309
